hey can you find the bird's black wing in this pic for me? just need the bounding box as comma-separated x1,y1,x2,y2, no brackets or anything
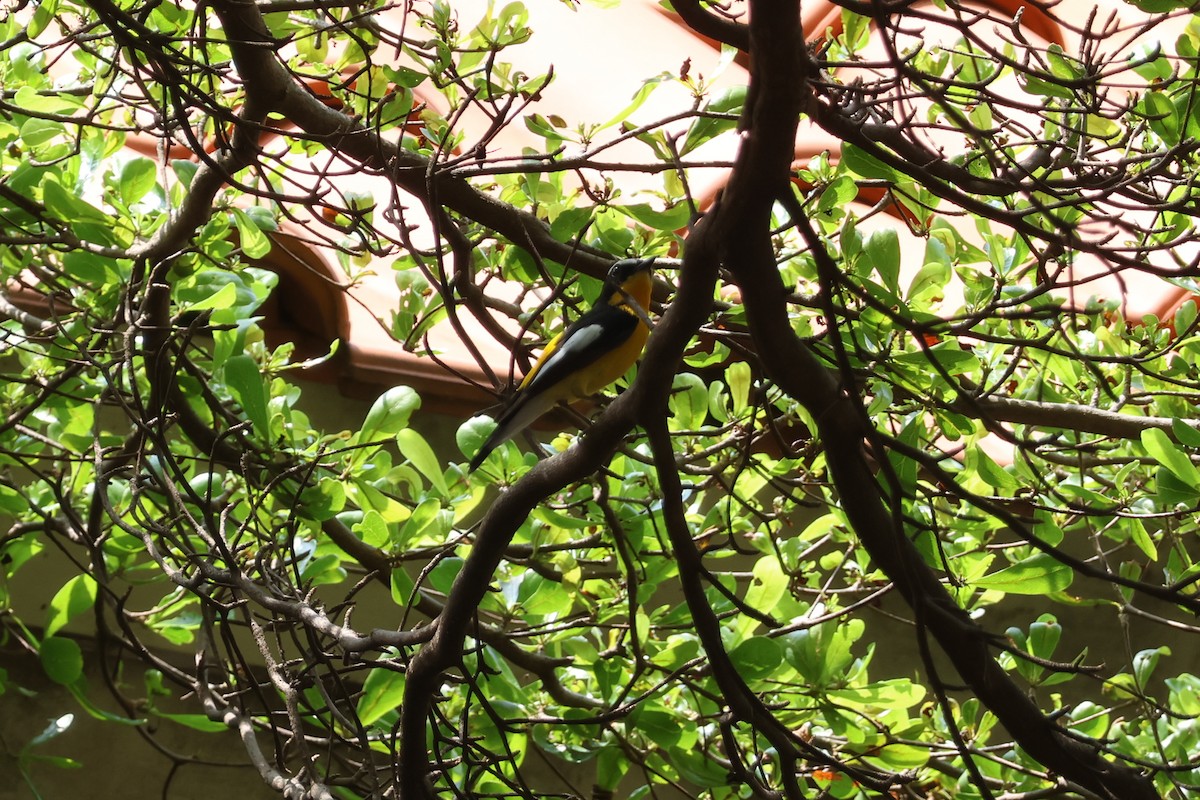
519,303,640,396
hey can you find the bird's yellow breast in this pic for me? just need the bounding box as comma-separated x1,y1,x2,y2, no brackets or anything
566,270,653,397
566,321,650,398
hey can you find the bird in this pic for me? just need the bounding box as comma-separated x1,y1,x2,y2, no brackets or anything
468,257,656,472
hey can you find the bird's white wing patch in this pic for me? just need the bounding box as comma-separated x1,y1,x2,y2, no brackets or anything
532,323,605,383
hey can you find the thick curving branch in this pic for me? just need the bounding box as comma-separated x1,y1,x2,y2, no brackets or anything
754,194,1160,800
83,2,1176,797
207,0,615,279
670,0,751,52
754,278,1160,799
393,194,726,800
696,0,1160,798
754,142,1159,800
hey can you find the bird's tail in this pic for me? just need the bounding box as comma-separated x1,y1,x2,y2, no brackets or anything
467,390,561,472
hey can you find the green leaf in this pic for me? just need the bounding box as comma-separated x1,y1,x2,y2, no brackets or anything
840,143,900,181
40,636,84,685
65,682,144,723
614,202,690,231
599,72,670,131
300,477,347,522
840,9,870,52
906,259,951,303
740,556,787,638
174,267,274,321
0,484,27,515
973,553,1074,595
300,552,344,584
1133,646,1170,685
21,117,65,150
41,178,110,227
359,387,421,444
826,679,926,710
184,280,238,312
357,665,405,726
965,443,1018,492
1155,466,1198,507
680,85,746,155
1127,518,1157,560
1127,0,1186,12
629,705,683,749
1068,701,1110,739
1142,427,1200,487
384,64,425,89
27,1,55,38
726,361,751,415
1141,91,1179,143
396,428,448,494
224,354,271,435
1166,673,1200,715
241,205,279,232
119,158,158,206
1171,418,1200,449
549,206,594,243
673,745,734,788
864,228,900,294
893,344,978,376
1027,614,1061,659
869,742,930,770
354,480,411,524
171,159,198,186
1046,44,1083,81
817,176,860,215
729,637,783,681
428,557,464,594
669,373,708,431
781,617,863,686
15,84,79,115
353,509,390,548
154,711,227,732
841,214,862,263
61,251,112,285
1020,73,1074,99
230,207,273,259
44,574,97,639
397,498,446,547
511,570,571,617
391,566,417,606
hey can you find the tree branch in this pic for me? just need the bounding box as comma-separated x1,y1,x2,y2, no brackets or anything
953,390,1200,441
711,1,1159,798
671,0,751,52
393,185,726,800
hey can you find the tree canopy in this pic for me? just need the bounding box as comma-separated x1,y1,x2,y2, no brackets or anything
4,0,1200,798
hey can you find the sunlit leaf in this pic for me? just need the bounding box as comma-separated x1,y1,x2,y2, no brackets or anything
357,665,405,726
230,208,272,259
154,711,228,732
396,428,449,494
224,353,271,435
974,554,1074,595
359,386,422,444
680,84,746,154
119,158,158,206
1143,427,1200,488
45,575,97,639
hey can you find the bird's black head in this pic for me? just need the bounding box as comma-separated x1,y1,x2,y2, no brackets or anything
606,257,656,287
598,257,656,306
